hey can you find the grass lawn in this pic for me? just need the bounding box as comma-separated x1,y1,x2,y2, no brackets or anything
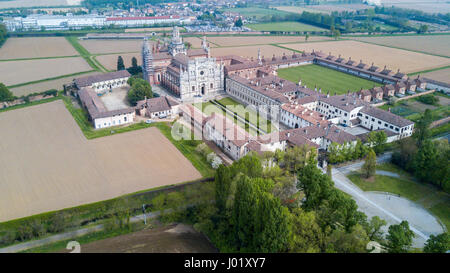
246,21,325,32
278,64,382,95
216,97,277,133
193,101,260,136
347,163,450,231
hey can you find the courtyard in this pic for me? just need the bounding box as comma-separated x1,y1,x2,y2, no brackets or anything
277,64,382,95
99,86,131,111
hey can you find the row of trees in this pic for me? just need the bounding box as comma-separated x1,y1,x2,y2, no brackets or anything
117,56,142,75
327,131,387,164
392,109,450,193
0,23,7,47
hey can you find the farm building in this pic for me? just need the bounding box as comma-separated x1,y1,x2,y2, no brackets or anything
74,70,131,94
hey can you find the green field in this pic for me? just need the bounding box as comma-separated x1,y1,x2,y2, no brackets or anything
220,7,291,19
278,64,382,95
246,21,325,32
348,163,450,231
193,97,277,136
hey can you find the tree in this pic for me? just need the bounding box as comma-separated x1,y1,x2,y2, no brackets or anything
333,29,341,40
412,139,438,184
413,109,433,148
47,213,66,233
362,149,376,178
305,32,309,42
215,164,233,214
234,18,243,28
254,192,291,252
386,221,414,253
127,78,152,105
423,233,449,253
326,164,332,179
283,145,317,173
127,56,141,75
289,208,324,253
418,24,428,34
325,224,370,253
365,216,387,242
297,164,334,210
367,131,387,154
117,55,125,71
0,83,14,102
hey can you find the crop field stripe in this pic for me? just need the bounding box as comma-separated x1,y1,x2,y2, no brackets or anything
6,70,96,88
346,38,450,59
407,65,450,76
66,36,107,72
0,55,81,62
278,64,382,95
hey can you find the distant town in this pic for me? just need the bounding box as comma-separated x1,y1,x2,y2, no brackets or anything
0,0,448,257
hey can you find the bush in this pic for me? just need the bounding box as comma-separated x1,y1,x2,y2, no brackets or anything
31,219,46,237
0,230,16,245
17,224,33,241
417,94,439,106
47,213,66,233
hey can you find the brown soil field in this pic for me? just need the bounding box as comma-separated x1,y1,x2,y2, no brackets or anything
10,72,102,97
211,45,294,59
283,40,450,73
421,68,450,84
184,37,204,48
351,35,450,57
0,37,78,60
206,35,330,47
57,224,217,253
0,57,92,86
0,101,201,222
96,53,141,71
79,39,149,54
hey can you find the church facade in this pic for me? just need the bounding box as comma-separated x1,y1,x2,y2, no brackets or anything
142,26,224,100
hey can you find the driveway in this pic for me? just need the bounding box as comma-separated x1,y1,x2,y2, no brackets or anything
332,153,445,248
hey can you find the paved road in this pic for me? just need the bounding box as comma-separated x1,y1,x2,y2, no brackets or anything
332,153,444,248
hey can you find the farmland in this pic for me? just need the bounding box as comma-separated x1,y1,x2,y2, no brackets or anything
421,68,450,84
183,37,204,48
0,101,202,222
0,0,81,9
282,40,450,73
10,71,101,97
350,35,450,57
57,224,217,253
0,57,92,87
246,21,326,32
96,53,141,71
0,37,78,60
278,64,382,95
205,35,329,47
211,44,293,59
79,39,145,54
